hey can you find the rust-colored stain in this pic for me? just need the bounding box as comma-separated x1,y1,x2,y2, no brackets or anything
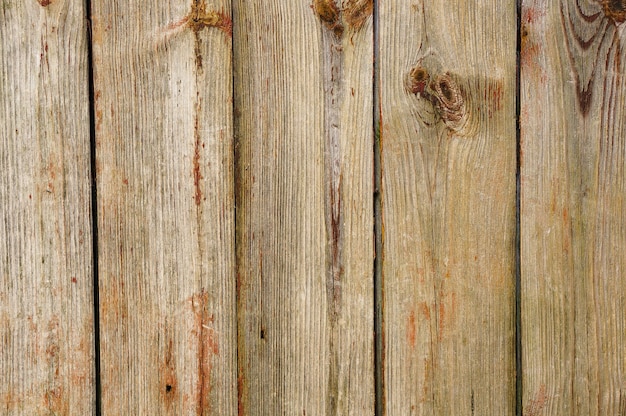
437,292,457,341
44,386,68,415
237,370,246,416
418,301,431,321
193,106,203,206
37,0,52,6
96,109,103,132
71,277,77,283
602,0,626,23
524,384,548,416
407,309,416,349
520,6,546,83
44,316,68,414
420,357,432,403
191,290,218,414
161,339,178,406
485,80,503,117
0,391,23,409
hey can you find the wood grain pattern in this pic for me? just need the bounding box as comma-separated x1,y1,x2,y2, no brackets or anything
0,0,94,414
378,1,517,414
92,0,236,413
233,0,374,414
521,0,626,413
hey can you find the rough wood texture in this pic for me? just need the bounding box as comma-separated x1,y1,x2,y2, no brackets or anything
92,0,236,413
378,1,517,414
521,0,626,414
0,0,94,414
233,0,374,414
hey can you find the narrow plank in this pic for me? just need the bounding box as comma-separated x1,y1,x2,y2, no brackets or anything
378,1,517,414
92,0,236,413
233,0,374,413
0,0,94,414
521,0,626,413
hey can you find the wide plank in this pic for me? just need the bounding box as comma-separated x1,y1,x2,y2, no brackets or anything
0,0,94,414
378,1,517,414
521,0,626,413
233,0,375,414
92,0,236,413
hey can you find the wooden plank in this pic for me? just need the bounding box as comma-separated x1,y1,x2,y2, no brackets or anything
378,1,517,414
92,0,236,413
233,0,374,413
521,0,626,413
0,0,94,414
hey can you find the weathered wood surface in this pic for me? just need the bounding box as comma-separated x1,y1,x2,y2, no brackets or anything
378,1,517,414
92,0,236,413
233,0,374,414
0,0,95,414
521,0,626,414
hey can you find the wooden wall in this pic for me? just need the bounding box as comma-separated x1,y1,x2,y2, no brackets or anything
1,0,625,415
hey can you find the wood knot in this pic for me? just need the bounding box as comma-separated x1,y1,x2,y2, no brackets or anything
430,74,466,125
343,0,374,32
313,0,343,37
189,0,232,36
602,0,626,23
405,66,430,95
406,66,477,136
312,0,373,38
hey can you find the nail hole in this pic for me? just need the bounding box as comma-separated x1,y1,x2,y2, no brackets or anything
166,384,172,392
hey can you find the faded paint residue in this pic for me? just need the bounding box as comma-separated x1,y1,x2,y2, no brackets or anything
524,384,548,416
407,309,416,348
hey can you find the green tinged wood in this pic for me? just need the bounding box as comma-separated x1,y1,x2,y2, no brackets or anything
521,0,626,413
234,0,374,413
92,0,236,413
0,0,94,414
378,0,517,414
